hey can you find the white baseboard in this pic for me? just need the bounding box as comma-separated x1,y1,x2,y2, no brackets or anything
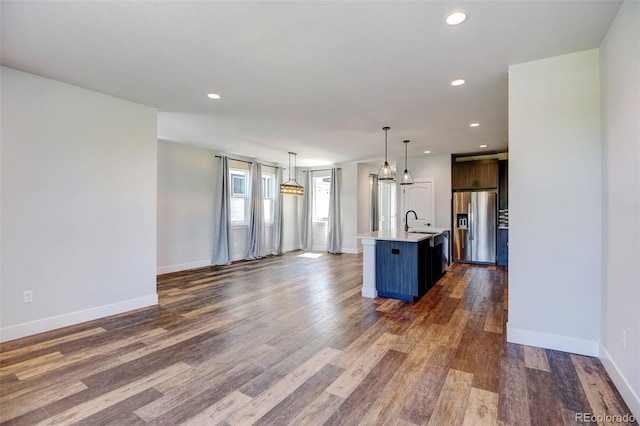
282,244,360,254
362,287,377,298
283,244,299,253
298,246,360,255
156,259,211,275
0,294,158,343
506,323,599,356
341,247,360,255
599,344,640,420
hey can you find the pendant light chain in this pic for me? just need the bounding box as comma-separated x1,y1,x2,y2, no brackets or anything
385,128,389,163
405,140,408,167
400,139,414,185
378,126,395,181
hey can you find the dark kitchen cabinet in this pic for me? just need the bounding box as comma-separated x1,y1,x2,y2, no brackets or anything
375,239,429,302
428,240,444,286
497,159,509,266
498,160,509,209
497,229,509,266
452,159,498,190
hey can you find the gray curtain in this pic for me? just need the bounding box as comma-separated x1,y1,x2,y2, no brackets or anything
327,168,342,253
212,156,231,265
245,162,265,259
271,167,284,255
300,170,313,250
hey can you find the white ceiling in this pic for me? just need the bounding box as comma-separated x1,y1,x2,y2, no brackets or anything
1,1,621,166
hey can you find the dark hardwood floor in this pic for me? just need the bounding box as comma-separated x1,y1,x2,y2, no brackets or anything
0,252,636,425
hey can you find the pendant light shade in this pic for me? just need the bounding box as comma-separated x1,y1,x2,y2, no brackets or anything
377,126,395,181
399,140,414,185
280,152,304,196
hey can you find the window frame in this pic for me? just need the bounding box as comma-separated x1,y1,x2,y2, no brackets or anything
229,167,249,226
231,172,246,197
262,172,276,225
312,173,331,224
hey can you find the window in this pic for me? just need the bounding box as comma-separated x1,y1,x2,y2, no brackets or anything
230,169,248,225
378,181,396,230
229,166,275,226
313,175,331,222
232,173,245,197
262,173,275,224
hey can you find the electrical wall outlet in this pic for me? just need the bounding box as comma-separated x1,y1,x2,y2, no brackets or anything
621,328,627,349
23,290,34,303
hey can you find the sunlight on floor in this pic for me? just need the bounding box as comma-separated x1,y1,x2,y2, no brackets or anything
298,252,322,259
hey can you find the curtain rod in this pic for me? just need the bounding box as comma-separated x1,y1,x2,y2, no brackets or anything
302,168,341,173
213,155,338,173
214,155,280,169
215,155,251,164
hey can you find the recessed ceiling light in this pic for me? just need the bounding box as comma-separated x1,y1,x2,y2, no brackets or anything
479,144,488,148
207,93,221,99
451,79,465,86
445,10,468,26
470,123,480,127
424,150,431,154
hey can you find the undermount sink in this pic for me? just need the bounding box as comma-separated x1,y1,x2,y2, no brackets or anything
408,228,439,235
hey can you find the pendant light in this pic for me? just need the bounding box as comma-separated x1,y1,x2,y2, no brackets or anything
399,140,414,185
280,152,304,196
377,126,395,181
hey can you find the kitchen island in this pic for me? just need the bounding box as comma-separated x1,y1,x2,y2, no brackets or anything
356,228,450,302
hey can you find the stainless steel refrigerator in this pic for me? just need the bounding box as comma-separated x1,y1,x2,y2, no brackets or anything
453,191,497,264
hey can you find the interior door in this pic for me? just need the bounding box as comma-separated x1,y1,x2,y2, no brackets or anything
401,180,435,229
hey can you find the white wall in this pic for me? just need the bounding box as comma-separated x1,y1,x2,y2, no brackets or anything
302,166,359,254
1,67,158,342
306,169,329,251
356,163,378,252
600,0,640,416
403,154,452,229
157,141,216,273
156,144,364,268
508,50,602,355
338,162,359,254
157,140,299,270
354,155,451,252
282,189,299,253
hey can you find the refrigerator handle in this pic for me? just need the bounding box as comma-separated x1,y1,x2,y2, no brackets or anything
468,202,473,240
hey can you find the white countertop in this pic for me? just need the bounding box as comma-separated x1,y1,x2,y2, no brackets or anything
355,227,449,243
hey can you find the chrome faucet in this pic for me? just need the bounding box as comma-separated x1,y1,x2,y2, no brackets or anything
405,210,418,232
